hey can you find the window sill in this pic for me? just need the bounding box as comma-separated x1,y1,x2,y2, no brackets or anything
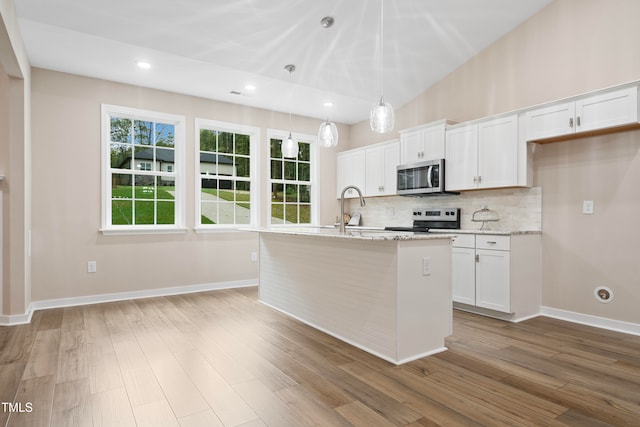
193,226,253,234
100,227,188,236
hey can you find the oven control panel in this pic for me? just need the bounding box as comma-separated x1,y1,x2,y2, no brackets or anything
412,208,459,222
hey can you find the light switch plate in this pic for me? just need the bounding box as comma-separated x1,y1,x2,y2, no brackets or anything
582,200,594,214
422,257,431,276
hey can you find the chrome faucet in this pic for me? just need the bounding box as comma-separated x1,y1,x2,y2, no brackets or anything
340,185,366,234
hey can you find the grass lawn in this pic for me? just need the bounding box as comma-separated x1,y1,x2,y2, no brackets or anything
112,185,175,225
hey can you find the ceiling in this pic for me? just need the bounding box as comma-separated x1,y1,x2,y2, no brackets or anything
15,0,552,124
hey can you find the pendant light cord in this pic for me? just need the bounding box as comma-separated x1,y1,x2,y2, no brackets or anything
380,0,384,98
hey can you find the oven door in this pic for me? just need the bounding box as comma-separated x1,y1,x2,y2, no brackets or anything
396,159,444,195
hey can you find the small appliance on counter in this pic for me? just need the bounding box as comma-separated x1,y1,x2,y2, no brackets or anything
471,206,500,230
384,207,460,233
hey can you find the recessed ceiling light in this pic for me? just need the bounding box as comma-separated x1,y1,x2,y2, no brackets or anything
244,84,256,91
137,61,151,69
323,101,334,107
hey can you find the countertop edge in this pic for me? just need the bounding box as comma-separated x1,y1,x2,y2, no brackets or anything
241,227,455,241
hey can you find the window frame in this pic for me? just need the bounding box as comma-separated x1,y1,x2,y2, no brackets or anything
194,118,260,232
101,104,186,235
267,129,319,227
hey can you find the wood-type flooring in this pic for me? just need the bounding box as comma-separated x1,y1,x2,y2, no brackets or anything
1,286,639,426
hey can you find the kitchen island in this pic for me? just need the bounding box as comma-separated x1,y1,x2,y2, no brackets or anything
254,227,453,364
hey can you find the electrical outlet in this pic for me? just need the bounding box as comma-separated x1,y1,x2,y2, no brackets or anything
582,200,594,214
422,257,431,276
87,261,97,273
251,252,258,262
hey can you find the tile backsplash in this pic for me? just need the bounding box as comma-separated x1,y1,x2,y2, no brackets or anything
347,187,542,231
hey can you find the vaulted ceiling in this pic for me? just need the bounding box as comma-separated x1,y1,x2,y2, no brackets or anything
15,0,552,124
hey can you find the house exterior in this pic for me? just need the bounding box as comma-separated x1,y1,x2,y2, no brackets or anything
114,148,235,187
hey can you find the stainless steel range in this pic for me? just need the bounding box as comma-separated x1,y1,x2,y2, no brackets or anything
385,207,460,233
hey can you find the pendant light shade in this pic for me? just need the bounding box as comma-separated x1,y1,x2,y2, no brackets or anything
370,96,394,133
283,64,299,159
282,131,298,158
318,120,338,147
370,0,395,133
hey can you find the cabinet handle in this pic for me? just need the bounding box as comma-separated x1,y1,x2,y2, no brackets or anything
473,176,478,184
486,241,497,244
475,254,480,263
577,116,581,127
569,117,574,128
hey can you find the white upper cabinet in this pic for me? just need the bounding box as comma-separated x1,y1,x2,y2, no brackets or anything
446,115,521,191
445,124,478,191
336,140,399,198
525,86,639,141
365,140,399,197
336,149,366,199
399,120,453,164
478,115,519,188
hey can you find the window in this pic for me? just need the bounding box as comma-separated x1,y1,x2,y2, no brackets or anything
101,105,185,233
268,131,318,225
195,119,259,229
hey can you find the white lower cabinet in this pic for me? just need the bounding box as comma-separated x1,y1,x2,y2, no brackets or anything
475,235,511,313
451,233,540,320
451,247,476,305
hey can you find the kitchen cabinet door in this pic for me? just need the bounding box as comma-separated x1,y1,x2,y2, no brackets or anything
452,246,476,305
478,115,518,188
475,248,511,313
575,87,638,133
445,124,478,191
400,130,423,164
524,86,639,141
524,101,575,141
336,149,365,198
400,120,450,164
365,140,399,196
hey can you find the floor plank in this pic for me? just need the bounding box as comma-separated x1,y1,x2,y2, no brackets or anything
1,286,639,426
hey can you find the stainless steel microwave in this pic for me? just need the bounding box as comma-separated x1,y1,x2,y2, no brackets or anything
396,159,457,196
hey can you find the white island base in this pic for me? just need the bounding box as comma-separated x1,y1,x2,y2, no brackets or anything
257,230,453,365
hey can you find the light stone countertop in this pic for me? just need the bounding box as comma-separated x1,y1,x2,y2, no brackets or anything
245,226,454,241
346,226,541,236
428,228,541,236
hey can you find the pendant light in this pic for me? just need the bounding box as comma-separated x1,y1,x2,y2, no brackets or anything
282,64,299,159
370,0,394,133
318,16,339,148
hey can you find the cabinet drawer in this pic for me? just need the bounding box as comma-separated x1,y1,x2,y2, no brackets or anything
451,233,475,248
476,235,510,251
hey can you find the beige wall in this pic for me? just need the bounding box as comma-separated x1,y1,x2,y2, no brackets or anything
30,69,345,301
349,0,640,324
535,131,640,324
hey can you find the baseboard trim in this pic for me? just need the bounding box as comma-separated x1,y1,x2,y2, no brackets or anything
0,310,34,326
540,306,640,337
0,280,257,326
